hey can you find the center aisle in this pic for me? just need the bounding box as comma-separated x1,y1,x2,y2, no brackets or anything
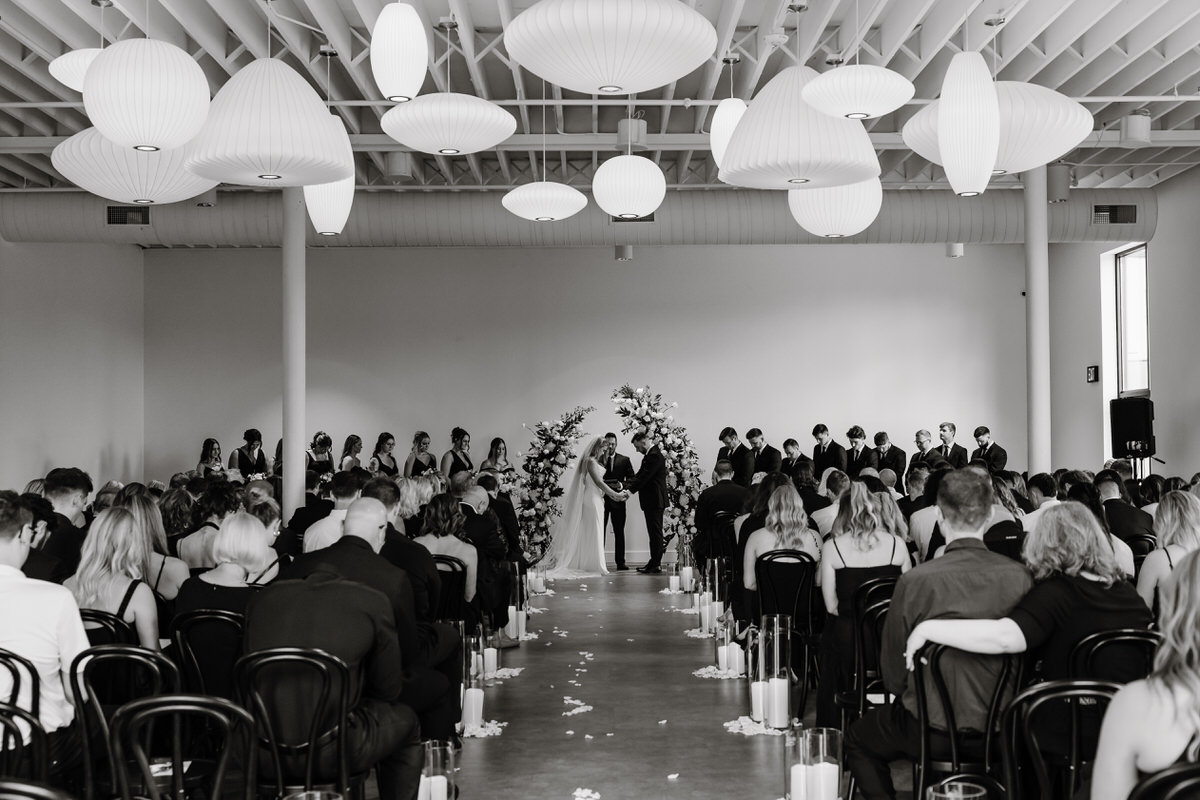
455,572,785,798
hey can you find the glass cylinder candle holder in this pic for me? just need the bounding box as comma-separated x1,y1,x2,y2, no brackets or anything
483,627,501,679
706,557,728,623
762,614,792,729
714,618,732,669
747,626,766,722
668,563,681,592
785,726,843,800
530,564,547,595
462,673,485,730
420,741,456,800
697,575,713,633
467,633,483,680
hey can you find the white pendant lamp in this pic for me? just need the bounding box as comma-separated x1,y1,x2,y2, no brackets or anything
710,98,747,169
504,0,717,95
381,92,516,154
83,38,210,152
720,66,879,190
52,127,216,205
370,2,428,103
187,59,352,187
787,177,882,238
304,116,355,236
503,182,588,221
49,48,102,92
802,64,915,120
937,51,998,196
593,154,666,219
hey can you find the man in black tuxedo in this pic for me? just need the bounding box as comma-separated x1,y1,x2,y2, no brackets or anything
694,460,751,559
812,424,848,478
475,473,524,565
1096,470,1155,542
845,425,879,478
937,422,969,469
459,487,510,628
365,479,441,623
910,430,938,468
780,438,813,478
600,432,635,570
747,428,783,476
873,432,907,494
716,426,755,488
629,432,668,574
970,426,1008,473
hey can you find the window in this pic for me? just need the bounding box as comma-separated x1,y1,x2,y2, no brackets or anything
1115,244,1149,395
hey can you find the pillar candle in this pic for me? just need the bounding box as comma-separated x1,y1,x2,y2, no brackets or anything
789,764,807,800
699,603,711,632
471,653,482,677
728,642,745,676
807,762,840,800
767,676,789,728
504,605,518,638
669,575,681,592
750,680,766,722
483,647,498,675
681,566,695,591
717,644,729,671
517,610,527,639
429,775,449,800
463,686,484,728
418,775,430,800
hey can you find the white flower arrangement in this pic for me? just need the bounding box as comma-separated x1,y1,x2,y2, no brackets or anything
516,405,594,563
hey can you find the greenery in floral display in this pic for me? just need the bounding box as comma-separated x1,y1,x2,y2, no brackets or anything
610,384,704,549
517,405,595,564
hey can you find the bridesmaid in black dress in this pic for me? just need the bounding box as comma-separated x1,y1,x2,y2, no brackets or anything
304,431,335,476
404,431,438,477
369,432,400,478
196,438,224,477
229,428,268,477
479,437,516,476
440,427,473,478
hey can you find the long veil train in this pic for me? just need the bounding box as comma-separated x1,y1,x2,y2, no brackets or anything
542,436,608,578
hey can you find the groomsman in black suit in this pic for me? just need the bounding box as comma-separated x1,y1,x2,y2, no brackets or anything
747,428,782,476
936,422,970,469
601,432,635,571
780,439,813,478
844,426,878,478
812,424,847,478
716,427,755,487
873,432,907,493
629,432,668,574
970,426,1008,473
910,430,939,467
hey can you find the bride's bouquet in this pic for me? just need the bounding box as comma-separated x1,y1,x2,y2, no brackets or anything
611,385,704,549
516,405,594,564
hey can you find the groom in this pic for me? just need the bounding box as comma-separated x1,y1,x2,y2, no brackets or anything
627,431,668,574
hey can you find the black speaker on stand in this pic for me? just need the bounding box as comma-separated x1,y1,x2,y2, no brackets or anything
1110,397,1155,461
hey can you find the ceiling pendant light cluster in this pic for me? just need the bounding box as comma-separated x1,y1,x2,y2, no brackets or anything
51,127,216,205
370,2,429,103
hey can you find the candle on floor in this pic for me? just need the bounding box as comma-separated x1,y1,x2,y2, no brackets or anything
789,763,807,800
669,574,681,592
483,647,498,675
728,642,745,676
717,644,729,671
418,775,430,800
463,687,484,728
750,680,766,722
699,600,711,632
767,676,789,728
505,605,518,638
806,761,840,800
711,599,724,626
428,775,449,800
681,566,695,592
517,610,527,639
471,653,482,677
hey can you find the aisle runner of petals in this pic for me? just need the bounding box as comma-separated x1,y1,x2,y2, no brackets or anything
692,665,742,680
724,716,785,737
463,720,508,738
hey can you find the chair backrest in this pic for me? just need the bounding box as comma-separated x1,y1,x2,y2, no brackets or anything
234,647,352,796
711,512,737,560
0,778,75,800
1069,628,1162,683
78,609,137,647
69,646,180,800
1126,534,1159,576
1128,761,1200,800
169,609,246,697
0,703,49,782
109,693,255,800
983,520,1025,562
850,576,898,713
0,647,39,717
754,550,819,632
930,774,1006,799
1001,679,1123,800
431,555,467,623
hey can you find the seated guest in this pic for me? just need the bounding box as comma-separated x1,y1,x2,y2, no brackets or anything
459,486,509,629
793,461,831,518
811,469,850,537
1096,469,1155,543
119,494,190,603
66,507,159,649
873,492,909,543
476,473,523,565
247,496,287,580
1021,472,1061,535
396,478,426,539
92,481,122,516
812,424,848,477
367,478,441,624
896,465,930,522
1137,491,1200,611
909,469,950,561
816,483,911,728
873,432,907,494
743,485,822,593
1110,458,1144,507
0,493,90,773
747,428,783,477
1092,550,1200,800
16,492,68,583
414,494,478,605
695,460,751,559
716,427,754,488
449,470,475,500
970,426,1008,473
999,471,1035,514
878,469,902,498
158,488,194,557
845,426,878,479
42,467,94,576
846,471,1032,799
1139,474,1165,519
245,565,422,800
178,481,243,570
280,471,333,553
196,438,224,477
1068,483,1136,578
780,438,813,478
302,470,364,553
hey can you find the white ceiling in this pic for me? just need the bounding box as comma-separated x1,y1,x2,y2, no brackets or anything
4,0,1200,196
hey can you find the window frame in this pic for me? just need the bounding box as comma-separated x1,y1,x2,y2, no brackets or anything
1114,243,1150,397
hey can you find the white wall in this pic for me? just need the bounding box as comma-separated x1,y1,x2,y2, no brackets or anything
0,237,144,489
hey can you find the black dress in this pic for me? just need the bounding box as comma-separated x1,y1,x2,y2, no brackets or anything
447,451,473,478
374,453,400,478
173,578,257,698
305,450,335,476
409,455,436,477
234,447,267,476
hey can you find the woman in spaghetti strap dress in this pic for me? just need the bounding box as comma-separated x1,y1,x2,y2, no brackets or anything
403,431,437,478
305,431,335,477
742,485,824,619
340,434,363,472
1137,491,1200,611
65,506,160,649
119,494,190,636
196,437,224,478
368,432,399,477
229,428,269,477
440,427,474,479
814,483,910,728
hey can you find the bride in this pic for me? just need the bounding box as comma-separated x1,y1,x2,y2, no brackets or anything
543,436,629,578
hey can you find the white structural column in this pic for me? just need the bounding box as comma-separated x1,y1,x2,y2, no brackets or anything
1023,165,1052,474
281,187,307,517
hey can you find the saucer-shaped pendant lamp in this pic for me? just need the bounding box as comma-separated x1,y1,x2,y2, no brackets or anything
504,0,717,95
801,64,915,120
381,92,516,154
304,115,356,236
720,66,879,190
502,181,588,221
787,177,882,238
186,59,352,187
370,2,428,103
83,38,210,151
49,48,102,92
592,154,666,219
52,127,217,205
709,98,747,168
937,51,998,196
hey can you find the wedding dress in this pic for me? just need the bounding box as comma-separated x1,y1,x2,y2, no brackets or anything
544,437,609,579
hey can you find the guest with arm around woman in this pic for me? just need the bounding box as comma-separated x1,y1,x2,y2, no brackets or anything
413,493,478,605
440,428,474,479
1137,490,1200,610
229,429,269,477
196,438,224,477
369,432,400,478
743,485,823,592
339,434,363,472
1092,549,1200,800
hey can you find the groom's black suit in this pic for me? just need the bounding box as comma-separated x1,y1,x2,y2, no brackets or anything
602,450,635,568
628,444,668,570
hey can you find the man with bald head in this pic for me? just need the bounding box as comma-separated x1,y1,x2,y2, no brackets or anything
459,486,511,631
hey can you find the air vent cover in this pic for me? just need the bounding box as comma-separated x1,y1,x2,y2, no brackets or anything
1092,204,1137,225
106,206,150,225
611,213,656,223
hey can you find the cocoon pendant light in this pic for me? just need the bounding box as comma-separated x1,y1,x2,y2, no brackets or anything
592,154,666,219
186,58,352,187
370,2,428,103
49,48,101,92
787,177,882,238
801,64,914,120
504,0,717,95
709,98,747,169
304,115,356,236
52,127,216,205
937,51,998,196
719,66,879,190
83,38,210,152
502,181,588,221
381,92,516,154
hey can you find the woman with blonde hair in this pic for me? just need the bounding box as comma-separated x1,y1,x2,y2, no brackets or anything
396,478,425,538
65,507,159,649
872,491,909,542
743,485,822,592
1093,549,1200,798
117,493,190,620
1136,490,1200,610
175,513,276,616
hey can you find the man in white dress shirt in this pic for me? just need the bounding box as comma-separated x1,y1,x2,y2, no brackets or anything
1020,473,1061,536
303,471,363,553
